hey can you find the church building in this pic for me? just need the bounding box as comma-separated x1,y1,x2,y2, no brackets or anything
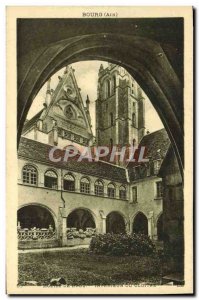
17,63,170,249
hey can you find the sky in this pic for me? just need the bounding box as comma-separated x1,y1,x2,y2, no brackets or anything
27,61,163,134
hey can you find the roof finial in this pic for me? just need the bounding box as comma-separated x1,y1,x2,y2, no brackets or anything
45,78,51,107
99,64,104,73
86,95,90,110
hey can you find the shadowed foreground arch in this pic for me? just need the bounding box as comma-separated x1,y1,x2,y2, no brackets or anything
17,32,184,175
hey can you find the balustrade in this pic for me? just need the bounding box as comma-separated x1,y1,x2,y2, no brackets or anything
17,225,56,241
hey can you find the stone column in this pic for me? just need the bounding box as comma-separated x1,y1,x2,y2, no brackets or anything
115,184,120,199
147,211,154,239
75,174,80,192
104,183,108,197
153,225,158,241
61,217,67,246
125,219,130,234
99,210,106,234
90,178,95,195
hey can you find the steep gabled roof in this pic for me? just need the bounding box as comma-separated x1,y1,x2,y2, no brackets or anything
22,66,93,143
18,137,127,183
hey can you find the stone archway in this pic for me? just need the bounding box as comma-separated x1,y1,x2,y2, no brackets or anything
17,32,183,175
132,212,148,235
67,208,95,230
106,211,126,234
17,205,55,229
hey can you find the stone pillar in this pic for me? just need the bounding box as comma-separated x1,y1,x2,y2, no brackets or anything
125,219,130,234
99,210,106,234
147,211,154,239
90,178,95,195
76,174,80,192
115,184,120,199
61,217,67,246
153,226,158,241
104,183,108,197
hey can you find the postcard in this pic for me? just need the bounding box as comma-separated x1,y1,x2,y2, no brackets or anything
6,6,193,295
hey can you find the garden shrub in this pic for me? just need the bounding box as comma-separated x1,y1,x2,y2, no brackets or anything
89,233,155,256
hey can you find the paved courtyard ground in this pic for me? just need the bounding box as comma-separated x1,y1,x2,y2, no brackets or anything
18,248,168,286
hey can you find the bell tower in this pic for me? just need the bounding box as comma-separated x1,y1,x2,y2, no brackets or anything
96,63,145,150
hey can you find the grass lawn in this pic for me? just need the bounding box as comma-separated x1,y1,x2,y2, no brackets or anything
18,249,164,286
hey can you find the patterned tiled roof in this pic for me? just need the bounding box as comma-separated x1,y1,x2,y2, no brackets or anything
18,137,127,183
127,128,170,181
139,128,170,160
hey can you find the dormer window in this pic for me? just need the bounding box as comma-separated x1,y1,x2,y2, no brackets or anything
44,170,58,189
63,173,75,191
119,185,127,200
94,179,104,196
107,183,116,198
22,165,37,186
80,177,90,194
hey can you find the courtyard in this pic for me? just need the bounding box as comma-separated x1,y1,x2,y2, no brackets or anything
18,248,170,286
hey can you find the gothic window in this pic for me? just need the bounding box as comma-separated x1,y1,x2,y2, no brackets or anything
22,165,37,185
105,80,111,98
44,170,58,189
132,113,136,127
110,113,114,126
94,179,104,196
132,138,136,147
132,186,138,203
119,185,127,200
156,181,163,198
63,173,75,191
112,75,116,94
80,177,90,194
65,105,75,119
132,83,135,95
107,183,116,198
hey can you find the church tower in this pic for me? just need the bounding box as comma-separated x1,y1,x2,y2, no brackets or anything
96,63,145,149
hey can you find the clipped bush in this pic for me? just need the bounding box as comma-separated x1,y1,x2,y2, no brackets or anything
89,233,155,256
